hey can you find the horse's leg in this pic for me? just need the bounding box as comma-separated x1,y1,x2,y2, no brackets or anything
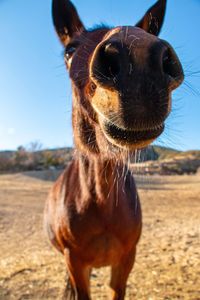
110,248,136,300
63,250,91,300
62,272,76,300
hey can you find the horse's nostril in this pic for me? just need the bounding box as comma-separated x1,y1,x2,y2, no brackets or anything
101,43,121,77
162,47,184,83
91,42,121,84
105,43,120,55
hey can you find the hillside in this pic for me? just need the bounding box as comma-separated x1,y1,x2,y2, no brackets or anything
0,146,200,175
0,147,73,173
131,148,200,175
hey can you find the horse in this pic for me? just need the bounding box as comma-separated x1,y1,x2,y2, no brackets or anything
44,0,184,299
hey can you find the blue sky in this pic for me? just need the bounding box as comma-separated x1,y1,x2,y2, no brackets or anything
0,0,200,151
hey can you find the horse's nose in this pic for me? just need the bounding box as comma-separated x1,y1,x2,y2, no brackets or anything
90,41,122,86
151,40,184,90
90,39,184,90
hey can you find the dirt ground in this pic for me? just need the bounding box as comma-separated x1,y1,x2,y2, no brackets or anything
0,170,199,300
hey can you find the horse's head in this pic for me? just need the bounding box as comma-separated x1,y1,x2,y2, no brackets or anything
53,0,184,154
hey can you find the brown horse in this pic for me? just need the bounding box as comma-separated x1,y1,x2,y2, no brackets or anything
44,0,184,299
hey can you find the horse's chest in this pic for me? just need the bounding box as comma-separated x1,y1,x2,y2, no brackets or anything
64,198,139,257
67,197,135,235
68,206,138,267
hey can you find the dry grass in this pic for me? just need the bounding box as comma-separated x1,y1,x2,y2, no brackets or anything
0,171,200,299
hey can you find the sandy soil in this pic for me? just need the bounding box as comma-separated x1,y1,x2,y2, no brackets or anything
0,171,200,300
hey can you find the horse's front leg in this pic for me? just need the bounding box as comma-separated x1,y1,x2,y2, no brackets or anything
110,248,136,300
63,249,91,300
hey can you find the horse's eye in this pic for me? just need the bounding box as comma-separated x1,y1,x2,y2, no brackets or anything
65,46,77,62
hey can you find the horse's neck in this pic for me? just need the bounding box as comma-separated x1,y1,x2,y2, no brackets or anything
77,154,127,204
72,105,130,204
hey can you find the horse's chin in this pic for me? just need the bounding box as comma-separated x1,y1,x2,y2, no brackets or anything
100,118,164,150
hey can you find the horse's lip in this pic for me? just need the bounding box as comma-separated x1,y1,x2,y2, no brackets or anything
102,120,164,145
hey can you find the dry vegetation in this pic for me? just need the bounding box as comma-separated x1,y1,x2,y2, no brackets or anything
1,146,200,176
0,170,200,300
0,145,73,174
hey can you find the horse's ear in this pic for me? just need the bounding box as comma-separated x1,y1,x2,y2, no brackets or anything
135,0,167,36
52,0,85,46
